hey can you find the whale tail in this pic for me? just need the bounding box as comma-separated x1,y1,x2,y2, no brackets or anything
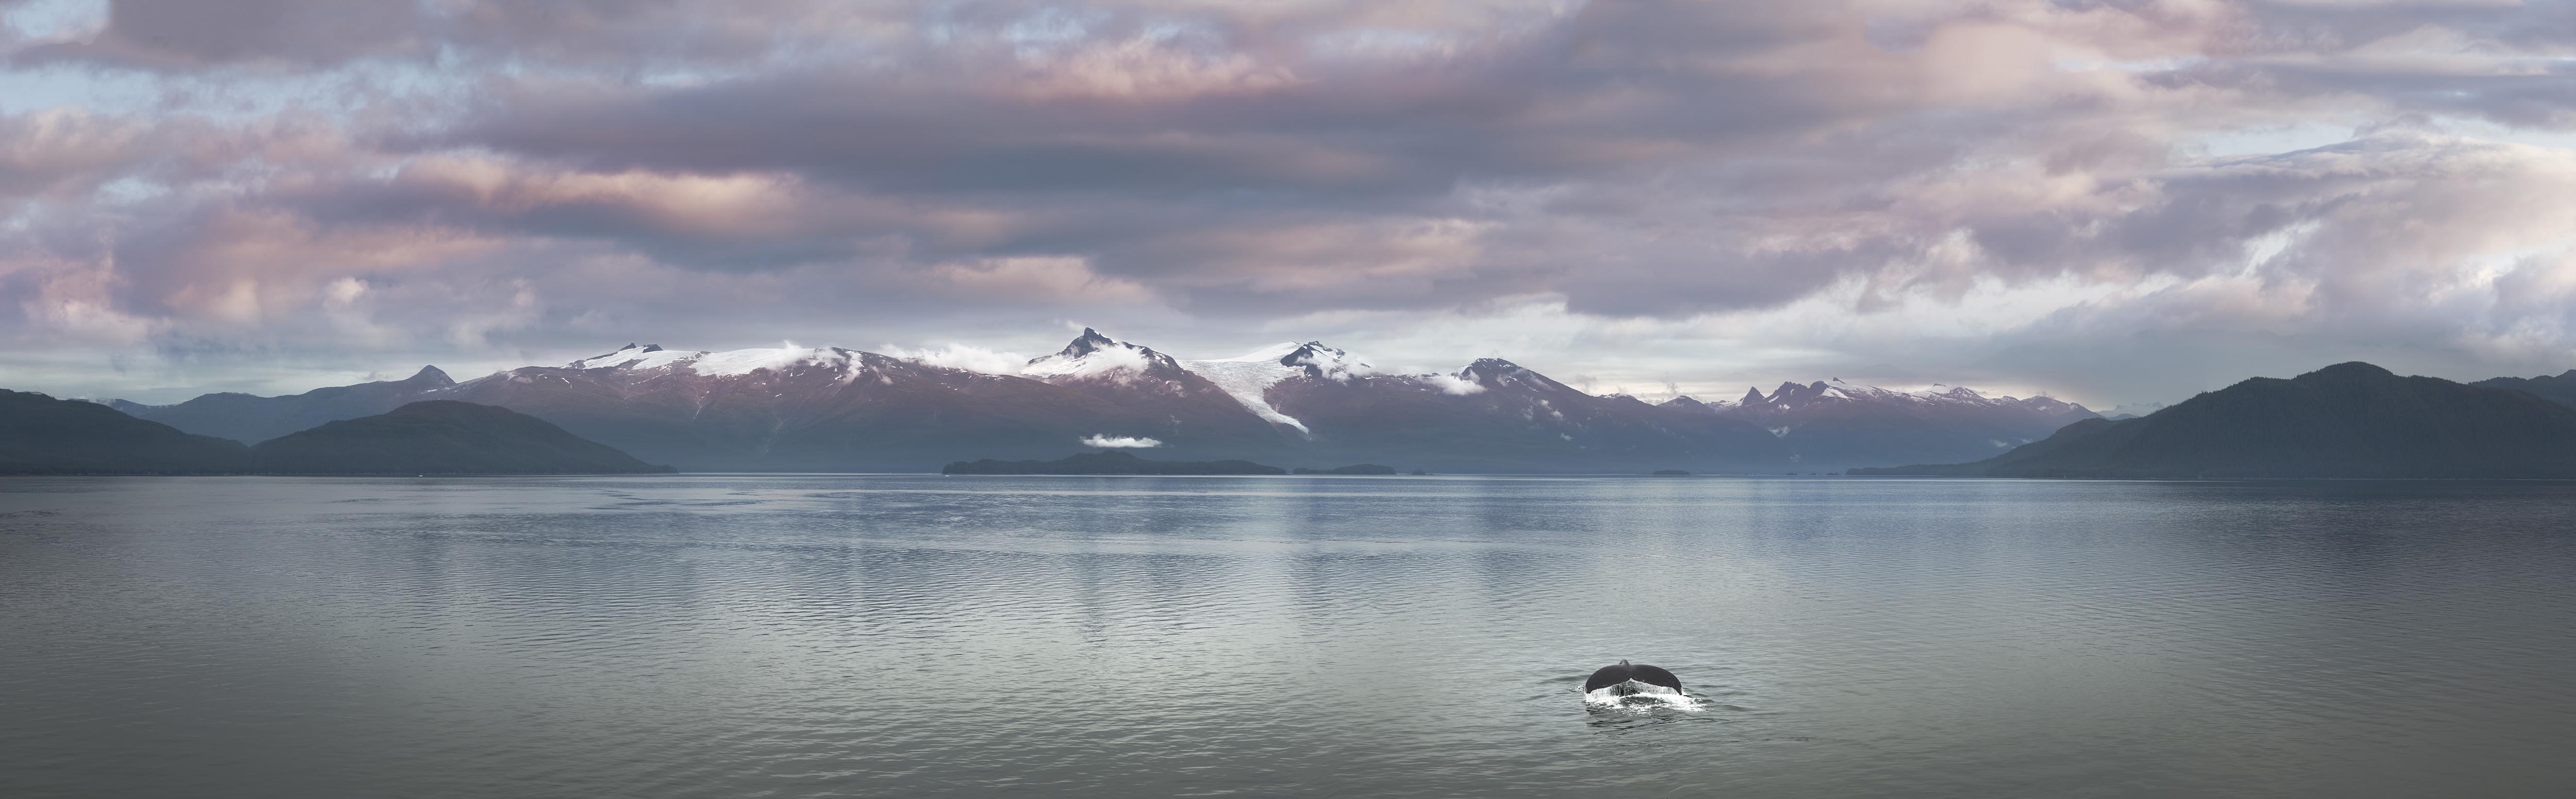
1629,663,1684,695
1584,658,1684,695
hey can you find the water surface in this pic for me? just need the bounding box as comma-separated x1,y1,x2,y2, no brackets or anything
4,476,2572,797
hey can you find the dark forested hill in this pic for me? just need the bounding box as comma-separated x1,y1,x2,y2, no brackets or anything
0,389,251,473
118,366,457,444
249,401,674,474
2472,369,2576,410
1854,363,2576,479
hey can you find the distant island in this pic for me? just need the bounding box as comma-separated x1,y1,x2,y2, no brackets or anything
1651,469,1691,476
1,391,672,475
1292,464,1397,475
943,450,1287,475
1854,362,2576,479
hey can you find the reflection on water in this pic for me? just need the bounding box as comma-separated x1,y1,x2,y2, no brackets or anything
3,475,2574,797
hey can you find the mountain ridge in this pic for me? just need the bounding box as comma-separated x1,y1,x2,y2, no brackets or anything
92,330,2569,474
1854,362,2576,479
3,393,669,475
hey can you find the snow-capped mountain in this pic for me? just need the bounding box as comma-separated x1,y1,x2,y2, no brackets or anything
1661,378,2099,468
1179,341,1373,433
412,334,1296,470
1014,329,1300,451
1022,328,1192,383
1261,356,1792,472
99,328,2084,472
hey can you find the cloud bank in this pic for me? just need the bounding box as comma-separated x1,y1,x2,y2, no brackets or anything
3,0,2574,405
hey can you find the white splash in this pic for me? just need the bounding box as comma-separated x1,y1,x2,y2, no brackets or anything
1582,687,1702,711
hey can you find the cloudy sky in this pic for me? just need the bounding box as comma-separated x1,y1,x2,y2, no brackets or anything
3,0,2572,406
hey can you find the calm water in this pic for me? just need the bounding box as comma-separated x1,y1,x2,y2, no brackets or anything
3,476,2573,797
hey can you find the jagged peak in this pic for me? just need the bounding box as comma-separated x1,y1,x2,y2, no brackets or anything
1050,327,1122,359
1454,359,1525,385
1279,342,1369,380
1025,328,1176,380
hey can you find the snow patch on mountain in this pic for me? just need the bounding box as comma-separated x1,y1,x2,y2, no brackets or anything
695,346,850,376
1184,345,1311,433
569,343,855,377
569,343,685,370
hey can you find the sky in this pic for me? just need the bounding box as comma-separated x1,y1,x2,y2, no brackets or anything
2,0,2573,407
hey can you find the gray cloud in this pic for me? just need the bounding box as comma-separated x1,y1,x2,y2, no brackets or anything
2,0,2574,404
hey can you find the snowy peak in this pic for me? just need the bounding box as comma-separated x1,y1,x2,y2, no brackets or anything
1453,359,1583,397
1906,384,1990,404
1457,358,1527,384
1195,340,1371,381
1179,341,1374,434
1050,328,1120,360
1277,342,1370,380
1023,328,1182,382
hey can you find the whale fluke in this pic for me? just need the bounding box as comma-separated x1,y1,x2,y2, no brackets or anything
1583,659,1684,695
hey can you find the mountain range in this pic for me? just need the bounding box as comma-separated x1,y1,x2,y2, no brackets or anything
1854,363,2576,479
71,329,2576,476
87,330,2102,473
